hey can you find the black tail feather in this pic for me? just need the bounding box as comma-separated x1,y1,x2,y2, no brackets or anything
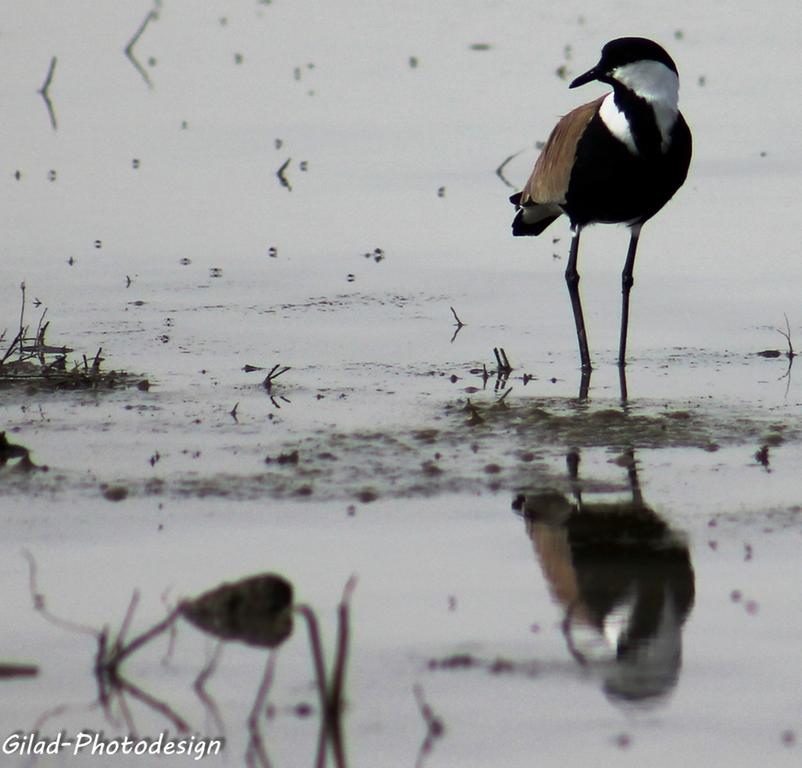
511,208,560,237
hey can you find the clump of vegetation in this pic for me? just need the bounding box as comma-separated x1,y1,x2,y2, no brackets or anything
0,284,144,391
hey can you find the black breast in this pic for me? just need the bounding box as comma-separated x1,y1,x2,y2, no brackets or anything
564,110,691,227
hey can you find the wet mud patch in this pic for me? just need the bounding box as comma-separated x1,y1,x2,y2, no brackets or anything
452,396,798,451
8,392,796,506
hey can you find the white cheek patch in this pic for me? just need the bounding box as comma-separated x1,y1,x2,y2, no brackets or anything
612,61,680,150
599,92,638,154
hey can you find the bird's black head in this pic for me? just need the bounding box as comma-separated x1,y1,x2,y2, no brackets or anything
570,37,678,89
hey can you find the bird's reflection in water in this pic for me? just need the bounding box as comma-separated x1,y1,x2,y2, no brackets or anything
513,450,695,705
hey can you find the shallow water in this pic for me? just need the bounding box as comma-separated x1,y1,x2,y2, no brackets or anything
2,2,802,766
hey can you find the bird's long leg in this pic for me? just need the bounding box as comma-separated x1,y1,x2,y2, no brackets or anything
564,225,591,372
618,224,642,368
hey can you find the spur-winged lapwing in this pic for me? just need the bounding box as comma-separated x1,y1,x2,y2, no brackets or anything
511,37,691,372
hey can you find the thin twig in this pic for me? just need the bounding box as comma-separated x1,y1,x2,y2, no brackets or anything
245,652,277,768
776,314,796,359
18,283,26,360
493,347,512,374
114,673,191,733
113,684,139,737
495,147,526,189
38,56,58,130
22,549,99,637
124,9,159,88
263,364,290,392
329,576,357,768
276,158,292,191
110,605,183,667
1,328,24,366
413,684,444,768
295,604,329,768
449,307,465,343
194,641,225,737
112,591,140,656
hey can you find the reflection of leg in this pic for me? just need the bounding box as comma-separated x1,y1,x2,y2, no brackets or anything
566,449,583,507
565,225,591,371
618,224,642,368
624,449,644,507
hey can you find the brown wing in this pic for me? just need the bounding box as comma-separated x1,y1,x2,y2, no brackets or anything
521,96,604,206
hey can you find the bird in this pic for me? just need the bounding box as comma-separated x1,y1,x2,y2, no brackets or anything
510,37,691,375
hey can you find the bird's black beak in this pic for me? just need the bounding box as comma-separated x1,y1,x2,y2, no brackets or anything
569,65,602,89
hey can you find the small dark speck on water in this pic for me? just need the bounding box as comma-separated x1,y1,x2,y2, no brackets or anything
469,42,492,51
674,29,685,39
268,246,278,258
781,730,796,747
94,240,102,249
275,138,283,149
299,160,308,172
234,53,243,65
210,267,223,278
408,56,418,68
347,274,355,282
179,257,191,266
48,169,57,182
102,485,128,502
437,186,446,197
181,121,189,130
132,158,140,169
14,170,22,180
